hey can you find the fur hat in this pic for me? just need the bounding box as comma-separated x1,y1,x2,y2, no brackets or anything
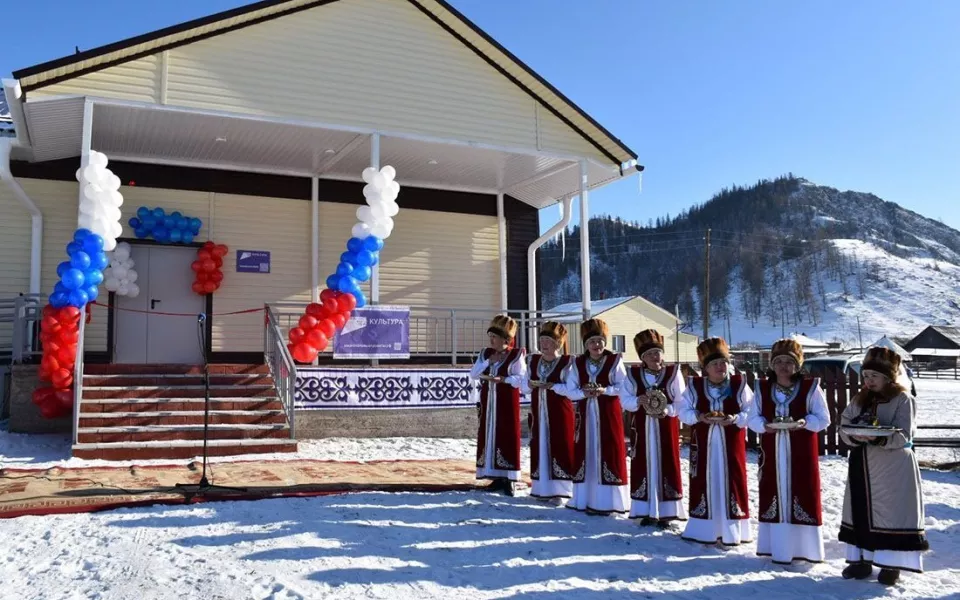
862,346,901,381
697,337,730,368
771,338,804,367
634,329,664,359
580,318,609,343
539,321,567,345
487,315,518,340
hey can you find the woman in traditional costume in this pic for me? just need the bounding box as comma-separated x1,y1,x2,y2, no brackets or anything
522,321,576,502
838,346,929,586
677,337,754,545
562,318,630,514
748,339,831,564
620,329,687,525
469,315,526,496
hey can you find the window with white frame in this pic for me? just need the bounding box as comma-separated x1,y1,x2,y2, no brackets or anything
612,335,626,353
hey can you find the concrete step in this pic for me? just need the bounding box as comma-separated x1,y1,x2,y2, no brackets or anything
79,398,285,413
82,373,275,387
83,385,277,400
77,410,287,427
76,423,290,444
83,363,269,375
71,438,298,460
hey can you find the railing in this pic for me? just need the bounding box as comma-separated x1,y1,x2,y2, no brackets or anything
913,366,960,380
72,315,85,445
267,302,581,365
264,304,298,437
0,294,42,364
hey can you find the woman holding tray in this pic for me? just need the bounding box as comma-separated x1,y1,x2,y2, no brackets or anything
748,339,831,565
838,346,929,586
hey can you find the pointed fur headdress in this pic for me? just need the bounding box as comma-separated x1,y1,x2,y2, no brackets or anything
634,329,664,359
539,321,567,345
771,338,804,367
580,318,609,343
487,315,518,340
862,346,901,382
696,337,730,368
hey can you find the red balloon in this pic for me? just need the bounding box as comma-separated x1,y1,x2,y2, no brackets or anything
321,297,338,315
58,326,80,345
341,310,351,322
38,363,52,382
42,304,57,318
51,368,72,390
192,281,205,294
298,315,318,331
305,328,328,349
58,306,82,323
290,342,318,364
214,244,228,257
317,318,336,339
44,339,62,354
319,288,338,302
202,281,217,294
41,353,61,374
210,271,224,283
55,345,77,367
32,387,56,406
197,249,212,261
196,271,209,283
288,327,306,344
38,402,61,419
201,259,217,272
213,256,223,268
204,240,215,248
191,260,203,272
41,315,61,333
305,303,326,318
337,293,357,313
331,313,347,329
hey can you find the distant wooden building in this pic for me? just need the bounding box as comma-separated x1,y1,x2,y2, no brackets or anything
904,326,960,367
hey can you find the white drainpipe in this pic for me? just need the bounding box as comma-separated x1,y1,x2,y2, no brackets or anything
0,138,42,296
527,195,573,315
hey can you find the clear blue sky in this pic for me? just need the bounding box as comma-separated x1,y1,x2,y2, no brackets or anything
3,0,958,231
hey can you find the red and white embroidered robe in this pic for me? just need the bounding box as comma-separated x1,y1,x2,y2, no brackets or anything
620,364,686,521
677,375,754,545
470,347,526,481
562,351,630,514
523,354,576,499
748,377,830,564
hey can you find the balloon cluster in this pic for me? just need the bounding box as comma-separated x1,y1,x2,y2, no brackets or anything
287,289,357,363
103,242,140,298
50,229,110,309
324,166,400,308
76,151,124,252
33,305,83,418
191,241,228,295
129,207,202,244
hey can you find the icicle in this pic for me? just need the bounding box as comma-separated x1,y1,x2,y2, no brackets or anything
638,171,643,195
559,201,566,261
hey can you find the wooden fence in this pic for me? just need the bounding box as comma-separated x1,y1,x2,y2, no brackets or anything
913,367,960,380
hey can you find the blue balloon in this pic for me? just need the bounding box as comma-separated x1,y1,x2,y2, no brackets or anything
326,274,340,290
66,241,82,256
354,290,367,308
49,292,68,308
346,237,364,253
54,281,68,294
143,217,157,230
91,251,109,270
182,231,195,244
370,253,379,266
338,276,358,294
84,285,100,302
128,217,142,229
363,236,384,252
135,228,149,239
163,216,175,229
171,211,182,220
67,288,89,308
137,206,150,219
62,268,85,290
175,217,188,230
169,229,183,243
152,207,165,219
85,269,104,286
190,218,202,232
154,228,169,242
82,235,104,256
335,262,354,277
56,261,71,278
340,251,357,265
355,250,375,267
351,265,372,282
73,229,92,243
70,251,91,270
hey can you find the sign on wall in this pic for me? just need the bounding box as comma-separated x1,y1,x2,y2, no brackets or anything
333,305,410,359
236,250,270,273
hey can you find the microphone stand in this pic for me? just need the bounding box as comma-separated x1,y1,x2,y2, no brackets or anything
173,313,248,502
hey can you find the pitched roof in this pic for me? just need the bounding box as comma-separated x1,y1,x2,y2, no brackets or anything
931,326,960,346
545,296,635,317
11,0,639,168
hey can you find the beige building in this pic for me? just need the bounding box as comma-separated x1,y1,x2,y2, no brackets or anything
546,296,700,364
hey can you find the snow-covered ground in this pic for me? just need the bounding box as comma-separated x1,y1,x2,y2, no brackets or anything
1,381,958,599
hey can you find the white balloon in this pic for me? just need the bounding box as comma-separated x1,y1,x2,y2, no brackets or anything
110,221,123,238
79,200,97,216
113,246,130,261
370,203,388,220
118,283,129,296
103,237,117,252
108,190,124,207
89,151,108,169
371,173,386,190
82,183,102,202
381,186,399,203
361,167,378,184
356,205,375,224
122,258,134,269
127,283,140,298
81,165,100,183
75,167,85,183
370,221,391,239
113,265,128,279
362,185,379,201
78,214,96,230
107,173,121,192
351,222,372,239
384,201,400,217
380,165,396,182
104,277,120,292
126,270,138,283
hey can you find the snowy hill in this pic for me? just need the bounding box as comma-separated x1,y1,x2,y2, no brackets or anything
540,176,960,347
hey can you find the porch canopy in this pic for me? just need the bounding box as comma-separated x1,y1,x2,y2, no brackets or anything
17,95,629,211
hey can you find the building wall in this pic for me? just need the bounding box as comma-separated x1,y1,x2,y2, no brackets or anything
27,0,607,164
904,327,960,352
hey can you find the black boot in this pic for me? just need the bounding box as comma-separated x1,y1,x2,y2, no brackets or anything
878,568,900,586
503,480,516,497
842,561,873,580
638,517,656,526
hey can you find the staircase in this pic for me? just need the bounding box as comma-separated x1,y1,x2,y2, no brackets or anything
72,364,298,460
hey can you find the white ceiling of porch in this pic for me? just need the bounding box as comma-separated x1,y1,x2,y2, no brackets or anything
20,97,626,209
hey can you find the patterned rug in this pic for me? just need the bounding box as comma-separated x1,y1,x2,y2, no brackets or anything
0,459,518,518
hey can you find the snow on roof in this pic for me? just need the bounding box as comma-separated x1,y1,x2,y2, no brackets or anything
544,296,635,318
931,326,960,347
789,333,830,348
871,335,912,360
911,348,960,357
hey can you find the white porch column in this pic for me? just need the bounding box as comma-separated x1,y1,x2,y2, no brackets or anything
370,132,380,306
496,192,508,312
579,159,591,321
311,176,319,303
79,99,94,221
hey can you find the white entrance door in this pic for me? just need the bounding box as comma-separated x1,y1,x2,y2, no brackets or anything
114,245,206,364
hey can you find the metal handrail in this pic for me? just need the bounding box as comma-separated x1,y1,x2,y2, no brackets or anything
72,315,85,445
264,304,297,438
0,294,42,363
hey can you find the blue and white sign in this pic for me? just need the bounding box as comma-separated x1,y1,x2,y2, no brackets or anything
236,250,270,273
334,305,410,359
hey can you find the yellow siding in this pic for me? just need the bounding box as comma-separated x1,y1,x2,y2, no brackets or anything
0,185,34,350
28,0,608,163
29,55,161,103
